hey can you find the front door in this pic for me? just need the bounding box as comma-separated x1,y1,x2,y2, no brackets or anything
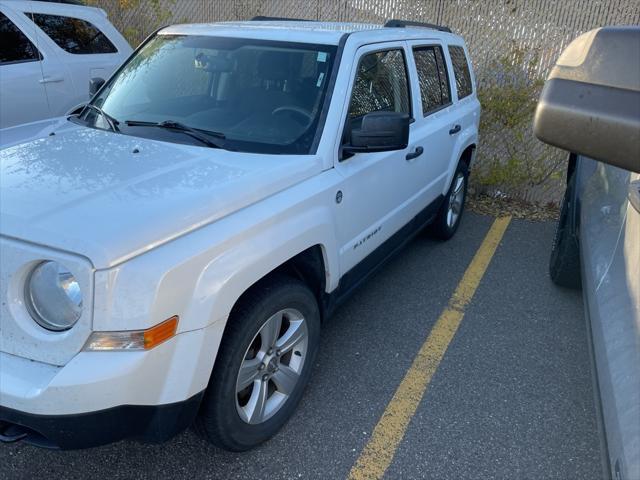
0,11,49,129
333,42,426,278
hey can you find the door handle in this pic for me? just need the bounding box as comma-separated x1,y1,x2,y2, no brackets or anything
405,146,424,161
449,124,461,135
39,76,64,84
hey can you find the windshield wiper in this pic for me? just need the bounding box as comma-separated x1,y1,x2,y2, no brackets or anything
124,120,225,148
83,104,120,132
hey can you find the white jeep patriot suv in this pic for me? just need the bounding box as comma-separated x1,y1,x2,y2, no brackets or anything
0,18,479,450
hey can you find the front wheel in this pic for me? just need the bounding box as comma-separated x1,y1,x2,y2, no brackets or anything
195,276,320,451
430,161,469,240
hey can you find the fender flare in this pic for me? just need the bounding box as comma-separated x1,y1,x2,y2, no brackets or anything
442,132,477,196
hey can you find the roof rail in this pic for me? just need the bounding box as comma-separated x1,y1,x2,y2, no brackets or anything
384,19,452,33
34,0,86,4
250,16,313,22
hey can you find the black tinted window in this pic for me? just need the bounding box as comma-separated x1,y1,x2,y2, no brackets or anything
0,12,40,64
413,46,451,115
31,13,117,54
434,47,451,104
349,49,410,119
448,45,472,99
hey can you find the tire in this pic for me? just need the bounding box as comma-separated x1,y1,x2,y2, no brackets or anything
430,160,469,240
195,275,320,451
549,175,582,289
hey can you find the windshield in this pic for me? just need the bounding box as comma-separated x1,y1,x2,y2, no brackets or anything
82,35,337,154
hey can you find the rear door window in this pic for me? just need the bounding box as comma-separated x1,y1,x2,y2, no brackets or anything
0,12,41,64
448,45,473,99
30,13,117,54
413,45,451,115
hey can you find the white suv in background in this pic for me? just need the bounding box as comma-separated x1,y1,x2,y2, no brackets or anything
0,18,479,451
0,0,131,131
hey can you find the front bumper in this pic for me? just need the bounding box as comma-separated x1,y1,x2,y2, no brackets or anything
0,321,225,449
0,392,203,449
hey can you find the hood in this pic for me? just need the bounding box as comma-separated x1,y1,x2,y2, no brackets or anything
0,125,321,268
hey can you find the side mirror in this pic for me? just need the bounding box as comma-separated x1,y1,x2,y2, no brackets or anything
89,77,106,97
67,103,87,116
534,26,640,173
343,111,410,156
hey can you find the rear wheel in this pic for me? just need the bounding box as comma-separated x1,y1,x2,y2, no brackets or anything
549,175,582,289
430,161,469,240
195,276,320,451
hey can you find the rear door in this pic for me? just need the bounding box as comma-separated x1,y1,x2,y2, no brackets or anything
20,6,132,115
23,8,130,115
0,10,49,129
444,44,480,184
406,40,458,200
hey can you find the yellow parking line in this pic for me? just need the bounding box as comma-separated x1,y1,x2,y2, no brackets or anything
348,216,512,480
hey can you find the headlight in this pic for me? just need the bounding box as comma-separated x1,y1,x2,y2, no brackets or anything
25,261,83,331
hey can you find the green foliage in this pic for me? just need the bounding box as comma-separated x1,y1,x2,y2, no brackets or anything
127,0,174,45
89,0,175,46
474,43,564,199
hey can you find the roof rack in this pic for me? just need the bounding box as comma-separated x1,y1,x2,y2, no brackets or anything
250,16,312,22
384,19,452,33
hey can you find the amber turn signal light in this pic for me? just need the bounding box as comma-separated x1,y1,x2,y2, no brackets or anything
143,316,179,349
84,316,179,351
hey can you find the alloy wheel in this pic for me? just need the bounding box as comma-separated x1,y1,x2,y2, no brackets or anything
235,308,309,424
446,172,466,229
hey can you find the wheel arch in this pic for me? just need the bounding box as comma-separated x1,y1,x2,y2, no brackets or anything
228,244,330,324
459,143,476,168
442,141,476,197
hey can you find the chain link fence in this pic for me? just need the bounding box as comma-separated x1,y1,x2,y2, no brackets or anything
91,0,640,203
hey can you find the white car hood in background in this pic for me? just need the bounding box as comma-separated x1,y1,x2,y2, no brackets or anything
0,125,321,269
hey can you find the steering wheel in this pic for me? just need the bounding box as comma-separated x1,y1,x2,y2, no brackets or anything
271,106,313,126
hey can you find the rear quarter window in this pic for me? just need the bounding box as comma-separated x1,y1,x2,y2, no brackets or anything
448,45,473,99
30,13,117,54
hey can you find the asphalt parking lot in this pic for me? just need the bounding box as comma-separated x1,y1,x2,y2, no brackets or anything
0,213,603,480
